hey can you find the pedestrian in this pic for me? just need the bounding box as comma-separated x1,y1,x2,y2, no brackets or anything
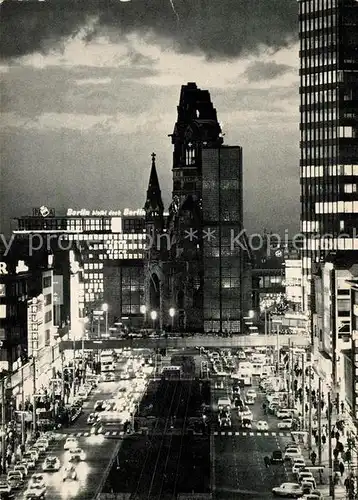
264,456,270,468
339,461,345,476
335,431,340,441
310,451,317,466
322,434,326,445
341,401,344,414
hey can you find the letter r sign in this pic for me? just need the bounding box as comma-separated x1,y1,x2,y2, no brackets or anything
0,262,8,275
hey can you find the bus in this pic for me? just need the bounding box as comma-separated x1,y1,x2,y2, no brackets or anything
100,350,115,373
161,366,182,380
234,362,253,386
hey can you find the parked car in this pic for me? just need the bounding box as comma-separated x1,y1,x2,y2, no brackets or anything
6,472,23,489
28,474,46,489
24,484,46,499
284,447,302,461
0,483,11,495
292,459,306,475
13,464,28,478
87,413,98,425
272,482,303,498
278,418,293,429
276,409,292,419
22,453,36,469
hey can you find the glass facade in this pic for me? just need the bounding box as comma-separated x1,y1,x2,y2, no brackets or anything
300,0,358,279
202,147,243,332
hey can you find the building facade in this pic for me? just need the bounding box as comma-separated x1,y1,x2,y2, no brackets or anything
14,207,146,312
299,0,358,308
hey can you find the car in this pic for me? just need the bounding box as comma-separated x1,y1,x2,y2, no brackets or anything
24,484,46,499
35,439,49,450
284,447,302,461
0,483,11,495
6,472,23,489
13,464,28,477
241,418,252,429
276,409,292,419
22,453,36,468
278,418,293,429
285,443,301,453
271,450,284,464
297,492,322,499
246,389,257,399
28,449,39,461
42,456,60,472
256,420,269,431
298,473,315,488
292,459,306,475
28,474,46,489
272,482,303,498
67,447,86,461
62,464,77,481
64,437,79,450
94,400,106,412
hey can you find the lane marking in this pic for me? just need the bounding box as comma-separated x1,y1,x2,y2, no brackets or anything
264,432,269,436
105,432,111,436
214,431,218,436
112,431,117,436
228,431,232,436
83,432,90,437
249,432,254,436
242,432,247,436
257,432,261,436
235,431,240,436
271,432,276,436
220,432,225,436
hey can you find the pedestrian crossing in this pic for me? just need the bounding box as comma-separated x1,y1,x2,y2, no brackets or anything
213,431,291,437
66,430,125,438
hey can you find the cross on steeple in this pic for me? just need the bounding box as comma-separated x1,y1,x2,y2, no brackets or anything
151,152,156,165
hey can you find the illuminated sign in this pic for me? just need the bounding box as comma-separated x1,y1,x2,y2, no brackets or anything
16,260,29,274
32,207,55,217
27,298,39,356
0,263,8,275
66,208,145,217
123,208,145,217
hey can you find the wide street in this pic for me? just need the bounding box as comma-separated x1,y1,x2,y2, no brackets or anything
212,376,293,499
14,376,126,500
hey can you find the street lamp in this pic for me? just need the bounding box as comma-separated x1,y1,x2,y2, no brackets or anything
150,311,157,330
102,303,109,337
140,305,147,326
169,307,175,331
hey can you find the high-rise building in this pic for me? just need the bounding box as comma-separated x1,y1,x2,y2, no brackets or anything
201,147,248,332
299,0,358,308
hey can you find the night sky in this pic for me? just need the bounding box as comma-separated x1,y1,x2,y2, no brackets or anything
0,0,300,235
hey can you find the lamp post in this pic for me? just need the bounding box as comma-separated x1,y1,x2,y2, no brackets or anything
169,308,175,331
150,311,157,330
102,303,108,337
140,305,147,327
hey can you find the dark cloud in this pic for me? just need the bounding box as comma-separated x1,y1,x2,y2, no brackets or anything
243,61,294,82
0,0,297,60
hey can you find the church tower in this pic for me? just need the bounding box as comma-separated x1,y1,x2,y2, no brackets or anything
143,153,166,330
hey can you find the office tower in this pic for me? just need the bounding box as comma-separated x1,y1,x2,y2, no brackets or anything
299,0,358,308
201,146,250,332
